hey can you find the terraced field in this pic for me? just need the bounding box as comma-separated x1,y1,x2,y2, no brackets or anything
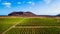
0,17,60,34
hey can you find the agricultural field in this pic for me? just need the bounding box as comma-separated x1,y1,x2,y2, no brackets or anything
17,18,60,26
5,28,60,34
0,18,24,34
0,17,60,34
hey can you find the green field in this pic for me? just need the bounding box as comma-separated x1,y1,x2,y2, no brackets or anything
17,18,60,26
0,17,60,34
5,28,60,34
0,18,23,34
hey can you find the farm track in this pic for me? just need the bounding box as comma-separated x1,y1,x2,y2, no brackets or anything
1,18,26,34
14,26,60,28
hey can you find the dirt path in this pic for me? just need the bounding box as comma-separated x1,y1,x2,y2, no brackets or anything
14,26,60,28
1,18,26,34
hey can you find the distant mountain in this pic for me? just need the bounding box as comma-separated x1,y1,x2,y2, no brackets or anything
8,11,36,16
0,15,8,16
56,14,60,17
8,11,60,17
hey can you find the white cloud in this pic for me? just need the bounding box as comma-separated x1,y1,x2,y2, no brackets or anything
2,2,11,8
43,0,52,4
17,2,21,4
27,1,35,6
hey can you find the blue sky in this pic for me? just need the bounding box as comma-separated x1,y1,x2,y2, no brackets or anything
0,0,60,15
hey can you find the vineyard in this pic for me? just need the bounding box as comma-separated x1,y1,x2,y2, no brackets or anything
0,17,60,34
